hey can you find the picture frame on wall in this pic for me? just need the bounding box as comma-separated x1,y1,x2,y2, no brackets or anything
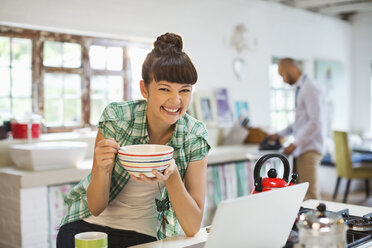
215,88,234,127
194,91,218,127
234,100,249,121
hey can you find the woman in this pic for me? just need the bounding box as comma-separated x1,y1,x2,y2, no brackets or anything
57,32,210,248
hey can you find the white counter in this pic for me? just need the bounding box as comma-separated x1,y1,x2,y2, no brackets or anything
129,200,372,248
0,144,268,188
0,160,92,188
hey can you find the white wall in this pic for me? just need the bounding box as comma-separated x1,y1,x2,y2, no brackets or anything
0,0,353,129
351,12,372,133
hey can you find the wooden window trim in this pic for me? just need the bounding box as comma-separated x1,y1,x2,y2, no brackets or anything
0,24,149,132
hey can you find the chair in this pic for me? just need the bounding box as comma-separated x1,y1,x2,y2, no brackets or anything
333,131,372,203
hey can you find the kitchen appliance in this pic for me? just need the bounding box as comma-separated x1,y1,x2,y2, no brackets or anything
259,137,282,150
252,153,298,194
285,207,372,248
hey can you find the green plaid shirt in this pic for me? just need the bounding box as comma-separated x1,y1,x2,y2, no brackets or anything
60,99,210,239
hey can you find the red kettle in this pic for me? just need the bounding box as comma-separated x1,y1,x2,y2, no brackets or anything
252,153,298,194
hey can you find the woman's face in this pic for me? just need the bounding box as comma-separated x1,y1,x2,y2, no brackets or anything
140,80,193,126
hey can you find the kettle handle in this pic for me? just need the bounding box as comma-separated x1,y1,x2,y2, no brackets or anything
253,153,290,192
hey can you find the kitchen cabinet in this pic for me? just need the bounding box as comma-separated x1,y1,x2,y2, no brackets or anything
48,183,76,248
0,161,91,248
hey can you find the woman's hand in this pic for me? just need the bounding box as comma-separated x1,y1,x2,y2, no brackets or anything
130,159,178,183
88,132,119,216
94,137,119,173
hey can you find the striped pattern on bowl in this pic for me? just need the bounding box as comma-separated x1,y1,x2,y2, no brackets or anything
118,144,173,178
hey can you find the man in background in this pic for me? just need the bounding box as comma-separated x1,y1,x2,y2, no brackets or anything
268,58,326,200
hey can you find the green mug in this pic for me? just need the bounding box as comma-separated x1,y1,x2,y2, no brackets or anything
75,232,108,248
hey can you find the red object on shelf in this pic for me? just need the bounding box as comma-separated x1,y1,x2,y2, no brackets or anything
11,123,41,139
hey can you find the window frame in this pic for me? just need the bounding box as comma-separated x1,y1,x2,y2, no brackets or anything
269,57,303,130
0,25,146,132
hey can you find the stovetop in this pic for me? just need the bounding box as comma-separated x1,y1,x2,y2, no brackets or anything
284,207,372,248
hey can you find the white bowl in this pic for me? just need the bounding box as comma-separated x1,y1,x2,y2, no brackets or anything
8,141,88,171
118,144,173,177
119,144,173,155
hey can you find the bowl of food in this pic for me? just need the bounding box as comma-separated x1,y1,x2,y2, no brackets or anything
118,144,174,177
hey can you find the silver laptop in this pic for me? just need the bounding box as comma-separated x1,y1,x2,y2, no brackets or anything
188,182,308,248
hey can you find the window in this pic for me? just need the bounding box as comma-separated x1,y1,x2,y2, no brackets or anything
269,58,303,130
43,41,83,127
0,25,151,131
128,47,149,100
89,45,124,125
0,37,33,118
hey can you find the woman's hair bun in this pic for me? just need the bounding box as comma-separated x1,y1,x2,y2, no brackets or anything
153,33,183,55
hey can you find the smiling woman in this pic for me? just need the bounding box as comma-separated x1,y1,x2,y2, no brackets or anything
57,32,210,248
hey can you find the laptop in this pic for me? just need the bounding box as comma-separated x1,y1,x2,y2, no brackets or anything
187,182,308,248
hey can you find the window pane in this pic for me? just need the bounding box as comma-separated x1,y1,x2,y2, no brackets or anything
91,75,106,97
0,97,10,113
44,41,62,67
12,98,32,117
63,42,81,68
270,111,287,130
288,111,295,124
276,90,286,110
44,73,63,97
270,112,280,128
0,36,10,67
286,91,295,110
89,45,105,70
11,68,32,97
11,38,32,68
269,59,301,130
0,68,10,97
270,91,278,111
44,99,61,125
106,47,123,71
269,64,282,89
108,75,123,100
90,98,105,125
128,47,150,99
63,99,80,125
63,74,81,96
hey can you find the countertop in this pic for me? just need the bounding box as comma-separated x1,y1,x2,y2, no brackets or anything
0,144,274,188
129,200,372,248
0,160,92,188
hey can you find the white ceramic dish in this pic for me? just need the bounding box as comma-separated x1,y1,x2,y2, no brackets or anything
8,141,88,171
118,144,173,177
119,144,173,155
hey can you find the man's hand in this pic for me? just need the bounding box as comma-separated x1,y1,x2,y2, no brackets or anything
283,143,296,155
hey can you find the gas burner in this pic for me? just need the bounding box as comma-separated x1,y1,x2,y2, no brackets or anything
346,217,372,232
286,207,372,248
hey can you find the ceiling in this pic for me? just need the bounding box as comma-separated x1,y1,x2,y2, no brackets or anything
263,0,372,20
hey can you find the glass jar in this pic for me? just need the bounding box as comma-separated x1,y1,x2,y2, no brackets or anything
297,203,347,248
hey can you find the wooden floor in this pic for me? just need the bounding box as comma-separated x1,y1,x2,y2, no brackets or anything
321,191,372,208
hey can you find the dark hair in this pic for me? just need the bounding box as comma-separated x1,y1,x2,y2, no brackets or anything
142,33,198,85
